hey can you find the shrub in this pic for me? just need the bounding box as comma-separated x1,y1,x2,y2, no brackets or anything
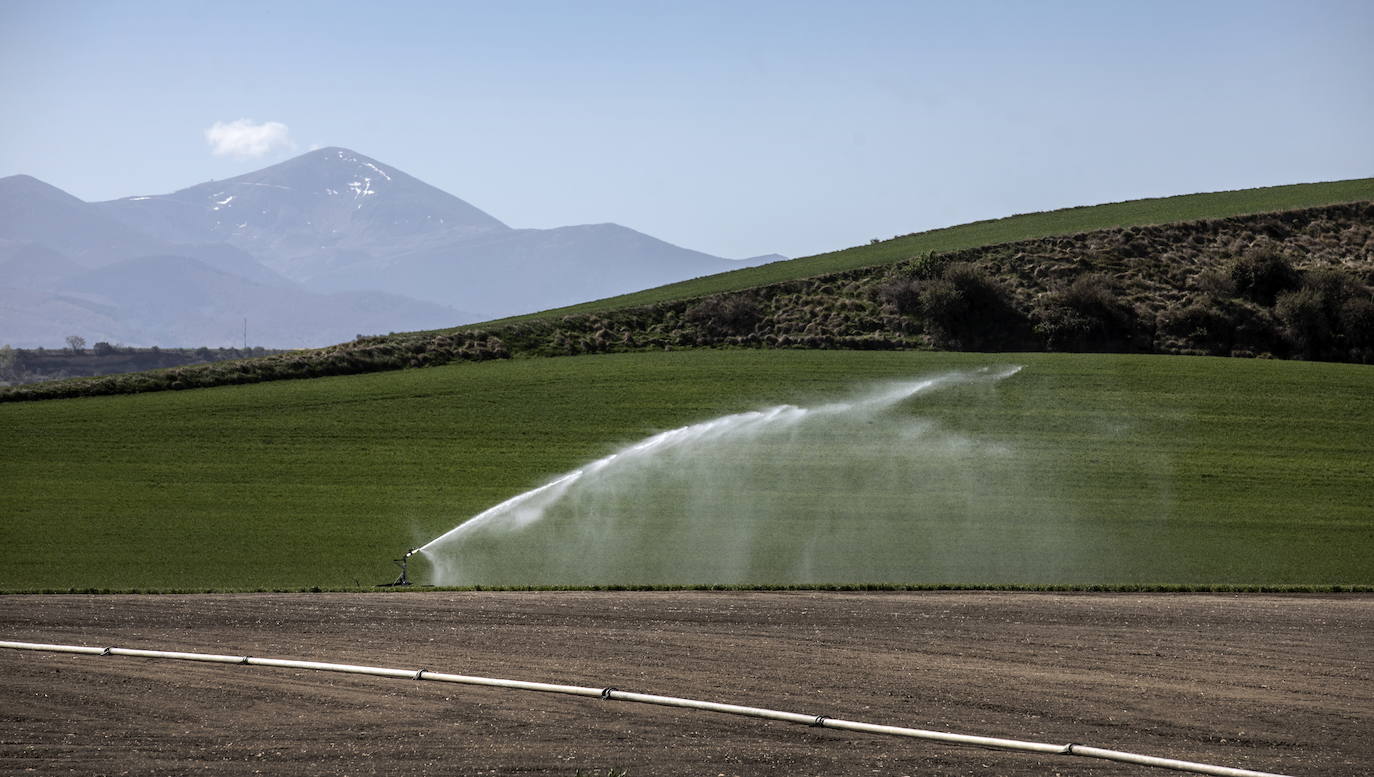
1033,274,1138,351
1225,300,1285,357
908,251,953,279
1275,269,1372,360
1193,268,1235,299
873,276,922,315
919,263,1031,350
1303,268,1362,306
684,295,761,337
1341,296,1374,362
1276,287,1334,359
1155,301,1237,356
1228,248,1302,305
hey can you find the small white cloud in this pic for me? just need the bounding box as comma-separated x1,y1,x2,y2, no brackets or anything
204,119,295,158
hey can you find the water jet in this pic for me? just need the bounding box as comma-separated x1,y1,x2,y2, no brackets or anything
416,367,1048,587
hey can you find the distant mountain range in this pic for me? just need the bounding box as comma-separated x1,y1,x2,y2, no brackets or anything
0,148,782,347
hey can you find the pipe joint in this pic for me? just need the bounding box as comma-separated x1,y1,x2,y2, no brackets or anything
811,715,829,728
600,687,618,700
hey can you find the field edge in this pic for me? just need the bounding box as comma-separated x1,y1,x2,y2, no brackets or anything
4,583,1371,595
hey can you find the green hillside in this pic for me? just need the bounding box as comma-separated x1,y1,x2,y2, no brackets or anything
490,177,1374,323
8,200,1371,403
2,350,1370,591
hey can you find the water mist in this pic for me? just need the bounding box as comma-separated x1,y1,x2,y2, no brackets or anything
416,366,1075,586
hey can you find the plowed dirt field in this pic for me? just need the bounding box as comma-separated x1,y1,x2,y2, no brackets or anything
1,592,1369,776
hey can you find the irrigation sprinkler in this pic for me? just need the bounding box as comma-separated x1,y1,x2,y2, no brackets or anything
377,548,418,587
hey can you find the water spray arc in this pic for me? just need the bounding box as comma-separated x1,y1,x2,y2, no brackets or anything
412,367,1036,587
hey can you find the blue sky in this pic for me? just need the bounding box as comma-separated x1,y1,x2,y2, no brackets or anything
2,0,1371,259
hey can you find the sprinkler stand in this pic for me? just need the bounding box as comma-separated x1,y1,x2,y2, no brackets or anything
378,548,418,587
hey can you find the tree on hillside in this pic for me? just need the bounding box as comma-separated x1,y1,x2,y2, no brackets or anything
65,335,86,353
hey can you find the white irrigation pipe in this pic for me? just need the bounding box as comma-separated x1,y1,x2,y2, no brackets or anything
0,640,1291,777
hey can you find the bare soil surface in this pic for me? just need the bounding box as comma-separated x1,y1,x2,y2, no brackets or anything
0,592,1369,776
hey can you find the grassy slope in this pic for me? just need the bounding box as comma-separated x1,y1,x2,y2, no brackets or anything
2,350,1369,591
6,180,1372,405
485,177,1374,325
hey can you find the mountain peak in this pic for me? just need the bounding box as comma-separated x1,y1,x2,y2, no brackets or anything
202,146,401,194
308,146,371,159
279,146,386,171
97,148,509,282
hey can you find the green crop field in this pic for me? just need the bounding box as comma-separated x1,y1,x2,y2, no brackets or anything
2,350,1369,591
486,177,1374,325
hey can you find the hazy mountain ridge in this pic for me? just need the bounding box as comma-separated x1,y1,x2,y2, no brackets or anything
10,200,1371,402
0,175,167,264
0,148,774,347
306,221,756,314
93,147,769,323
